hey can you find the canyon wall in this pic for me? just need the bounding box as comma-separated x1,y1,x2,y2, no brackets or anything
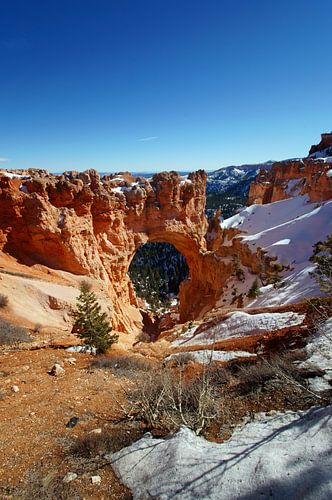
248,159,332,205
309,132,332,156
0,169,233,331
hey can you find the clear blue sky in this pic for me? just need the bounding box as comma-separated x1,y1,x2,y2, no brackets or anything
1,0,331,172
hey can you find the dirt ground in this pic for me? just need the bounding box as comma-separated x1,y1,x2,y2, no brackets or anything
0,347,133,499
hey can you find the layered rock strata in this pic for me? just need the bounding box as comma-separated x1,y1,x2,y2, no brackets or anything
248,159,332,205
0,169,233,331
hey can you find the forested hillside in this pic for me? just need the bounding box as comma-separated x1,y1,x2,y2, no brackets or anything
129,242,189,310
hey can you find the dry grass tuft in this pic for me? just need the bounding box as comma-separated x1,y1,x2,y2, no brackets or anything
0,293,8,309
0,318,31,345
91,354,153,377
70,427,141,458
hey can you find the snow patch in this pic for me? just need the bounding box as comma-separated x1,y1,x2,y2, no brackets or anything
166,349,256,364
172,311,305,348
269,238,290,246
111,405,332,499
1,172,30,180
66,345,97,354
19,184,29,193
299,317,332,392
285,178,303,196
180,178,193,186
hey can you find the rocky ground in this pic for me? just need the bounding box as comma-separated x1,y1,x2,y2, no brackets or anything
1,316,330,499
0,347,134,499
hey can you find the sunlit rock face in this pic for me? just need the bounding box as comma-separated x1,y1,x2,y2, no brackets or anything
0,169,233,331
248,158,332,205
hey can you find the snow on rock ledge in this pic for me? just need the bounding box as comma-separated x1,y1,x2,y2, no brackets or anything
165,349,256,364
172,311,305,348
110,405,332,499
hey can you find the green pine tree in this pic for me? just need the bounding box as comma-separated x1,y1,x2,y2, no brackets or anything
247,278,261,299
72,282,118,353
310,235,332,294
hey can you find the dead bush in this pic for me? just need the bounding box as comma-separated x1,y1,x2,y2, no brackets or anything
235,360,276,394
269,353,305,381
234,352,309,396
167,352,196,367
70,427,141,458
0,293,8,309
124,364,220,435
0,318,31,346
208,363,232,387
91,354,152,376
33,322,43,333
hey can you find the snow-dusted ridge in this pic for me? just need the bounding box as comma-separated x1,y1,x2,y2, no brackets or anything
206,161,274,195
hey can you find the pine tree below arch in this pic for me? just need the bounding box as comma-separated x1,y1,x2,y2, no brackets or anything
72,282,118,354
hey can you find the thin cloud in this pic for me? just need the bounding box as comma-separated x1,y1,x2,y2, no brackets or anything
0,157,9,162
138,136,158,142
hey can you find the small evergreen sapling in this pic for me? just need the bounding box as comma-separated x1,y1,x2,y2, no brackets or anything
247,278,261,299
310,235,332,294
72,282,118,353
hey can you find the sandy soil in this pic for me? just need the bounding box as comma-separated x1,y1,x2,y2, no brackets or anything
0,347,132,499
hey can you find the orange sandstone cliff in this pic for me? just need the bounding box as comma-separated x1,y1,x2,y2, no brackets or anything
2,149,329,334
248,158,332,205
0,169,235,331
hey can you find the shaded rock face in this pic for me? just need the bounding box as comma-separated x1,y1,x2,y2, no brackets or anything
309,132,332,156
248,159,332,205
0,169,233,331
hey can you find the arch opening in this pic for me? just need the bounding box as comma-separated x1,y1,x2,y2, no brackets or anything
128,242,189,330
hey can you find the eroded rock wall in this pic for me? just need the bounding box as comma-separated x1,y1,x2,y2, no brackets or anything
248,159,332,205
0,169,233,331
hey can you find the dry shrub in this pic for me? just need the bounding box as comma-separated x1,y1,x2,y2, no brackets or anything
33,322,43,333
91,354,152,377
125,364,220,435
208,363,231,387
167,352,196,367
235,360,275,394
235,352,307,395
70,426,142,458
269,352,305,380
0,318,31,345
0,293,8,309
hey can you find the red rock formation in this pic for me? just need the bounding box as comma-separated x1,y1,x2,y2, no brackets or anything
248,158,332,205
0,169,234,331
309,132,332,156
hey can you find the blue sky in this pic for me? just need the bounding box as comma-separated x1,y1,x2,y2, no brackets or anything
0,0,331,172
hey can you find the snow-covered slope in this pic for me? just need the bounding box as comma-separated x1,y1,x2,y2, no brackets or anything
206,161,274,194
111,405,332,500
221,196,332,306
172,311,305,348
300,317,332,392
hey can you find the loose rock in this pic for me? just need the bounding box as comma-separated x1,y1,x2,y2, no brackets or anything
63,472,78,483
49,363,65,376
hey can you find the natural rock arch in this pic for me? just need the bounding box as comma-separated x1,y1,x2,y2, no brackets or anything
0,169,233,332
